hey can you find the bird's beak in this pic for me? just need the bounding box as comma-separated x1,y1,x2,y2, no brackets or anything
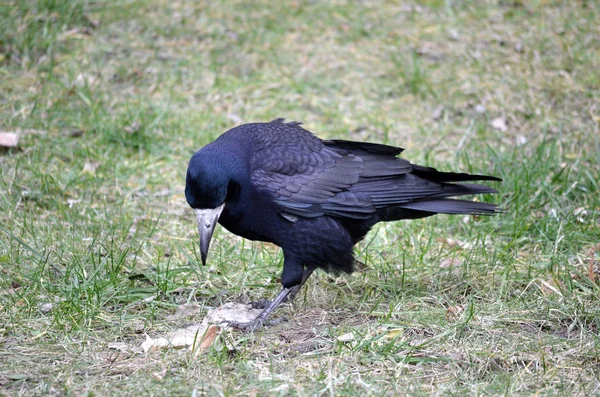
195,203,225,265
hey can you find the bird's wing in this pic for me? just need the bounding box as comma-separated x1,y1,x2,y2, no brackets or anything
328,140,449,208
251,143,372,220
250,131,412,220
250,120,498,221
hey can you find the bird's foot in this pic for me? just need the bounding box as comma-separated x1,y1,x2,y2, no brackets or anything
249,298,271,310
226,318,265,332
249,292,297,310
226,316,288,332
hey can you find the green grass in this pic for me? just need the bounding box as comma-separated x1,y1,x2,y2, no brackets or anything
1,0,600,395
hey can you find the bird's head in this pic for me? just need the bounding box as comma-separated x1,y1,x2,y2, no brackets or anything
185,148,242,266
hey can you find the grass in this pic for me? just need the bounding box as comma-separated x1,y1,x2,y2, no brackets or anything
1,0,599,395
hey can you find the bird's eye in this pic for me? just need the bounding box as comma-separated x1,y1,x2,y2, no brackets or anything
226,181,241,201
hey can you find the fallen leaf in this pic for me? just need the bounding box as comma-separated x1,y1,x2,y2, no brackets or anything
336,332,355,342
492,117,508,132
586,244,600,283
83,160,99,174
191,325,220,356
141,303,262,353
0,132,19,147
143,296,155,303
445,305,464,321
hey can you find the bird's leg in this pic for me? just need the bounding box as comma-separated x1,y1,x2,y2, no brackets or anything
286,266,315,303
249,267,314,309
228,267,315,332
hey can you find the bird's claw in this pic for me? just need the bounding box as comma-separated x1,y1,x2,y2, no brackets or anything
248,291,296,310
225,316,288,332
249,299,271,310
226,318,265,332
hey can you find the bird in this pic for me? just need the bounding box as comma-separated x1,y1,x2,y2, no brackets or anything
185,118,501,331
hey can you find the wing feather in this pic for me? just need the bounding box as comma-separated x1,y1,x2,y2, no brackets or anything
250,120,498,221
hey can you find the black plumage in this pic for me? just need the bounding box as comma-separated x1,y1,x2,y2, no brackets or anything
185,118,501,330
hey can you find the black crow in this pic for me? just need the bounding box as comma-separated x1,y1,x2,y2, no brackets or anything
185,118,500,331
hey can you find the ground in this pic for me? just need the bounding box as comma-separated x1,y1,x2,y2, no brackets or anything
0,0,599,395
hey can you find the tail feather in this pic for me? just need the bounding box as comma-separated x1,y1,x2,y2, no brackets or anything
412,165,502,183
398,198,500,215
428,183,498,200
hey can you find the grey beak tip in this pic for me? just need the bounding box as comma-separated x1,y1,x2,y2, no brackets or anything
195,204,225,267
